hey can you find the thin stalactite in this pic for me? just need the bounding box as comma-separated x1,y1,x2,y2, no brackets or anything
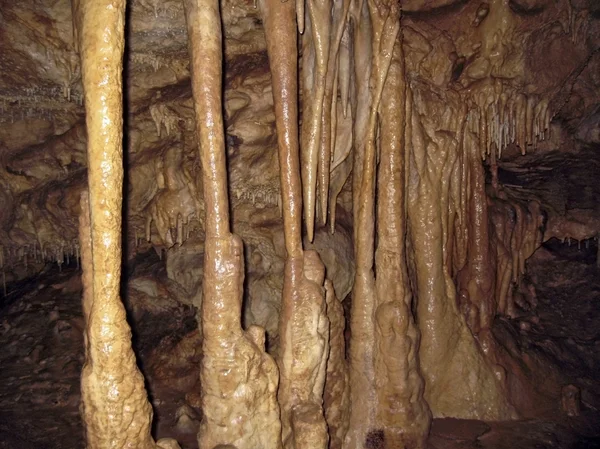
301,0,331,241
317,0,350,224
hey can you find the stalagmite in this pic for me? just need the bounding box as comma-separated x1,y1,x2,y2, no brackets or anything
260,0,331,446
184,0,281,447
346,0,400,446
74,1,178,447
374,32,431,448
323,281,350,449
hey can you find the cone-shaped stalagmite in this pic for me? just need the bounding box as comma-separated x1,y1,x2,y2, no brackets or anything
75,1,178,447
183,0,281,447
323,281,350,449
259,0,331,447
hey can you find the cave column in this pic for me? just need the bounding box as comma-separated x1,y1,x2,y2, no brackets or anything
74,0,162,447
373,28,431,448
345,1,400,447
259,0,330,447
183,0,281,448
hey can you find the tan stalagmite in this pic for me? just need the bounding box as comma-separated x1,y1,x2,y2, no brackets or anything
79,190,155,448
75,0,176,447
260,0,331,446
346,0,400,446
323,281,350,449
374,33,431,448
183,0,281,448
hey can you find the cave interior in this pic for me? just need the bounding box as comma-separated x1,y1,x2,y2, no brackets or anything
1,0,600,448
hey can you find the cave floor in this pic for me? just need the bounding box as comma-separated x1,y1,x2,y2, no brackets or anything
0,246,599,449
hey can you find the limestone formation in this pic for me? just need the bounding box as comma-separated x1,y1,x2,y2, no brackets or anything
260,0,331,445
74,0,156,445
2,0,600,447
323,281,350,449
374,30,431,449
74,1,179,447
184,0,281,447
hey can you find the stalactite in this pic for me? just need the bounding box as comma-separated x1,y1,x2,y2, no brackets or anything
296,0,305,34
456,129,496,334
260,0,331,446
183,0,281,447
328,155,352,234
490,198,544,318
350,0,372,244
300,0,331,241
73,1,178,447
317,0,350,224
328,21,354,233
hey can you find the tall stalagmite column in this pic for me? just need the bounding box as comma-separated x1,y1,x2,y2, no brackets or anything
345,0,398,446
75,1,166,447
183,0,281,448
259,0,330,447
374,34,431,448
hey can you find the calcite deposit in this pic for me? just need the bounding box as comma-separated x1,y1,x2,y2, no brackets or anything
185,0,281,447
1,0,600,448
74,1,179,447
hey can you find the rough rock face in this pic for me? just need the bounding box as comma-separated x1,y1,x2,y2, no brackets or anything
1,0,600,447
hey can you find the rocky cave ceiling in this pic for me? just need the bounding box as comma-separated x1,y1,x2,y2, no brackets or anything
0,0,600,448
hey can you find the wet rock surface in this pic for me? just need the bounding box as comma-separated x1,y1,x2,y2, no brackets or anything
1,0,600,446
